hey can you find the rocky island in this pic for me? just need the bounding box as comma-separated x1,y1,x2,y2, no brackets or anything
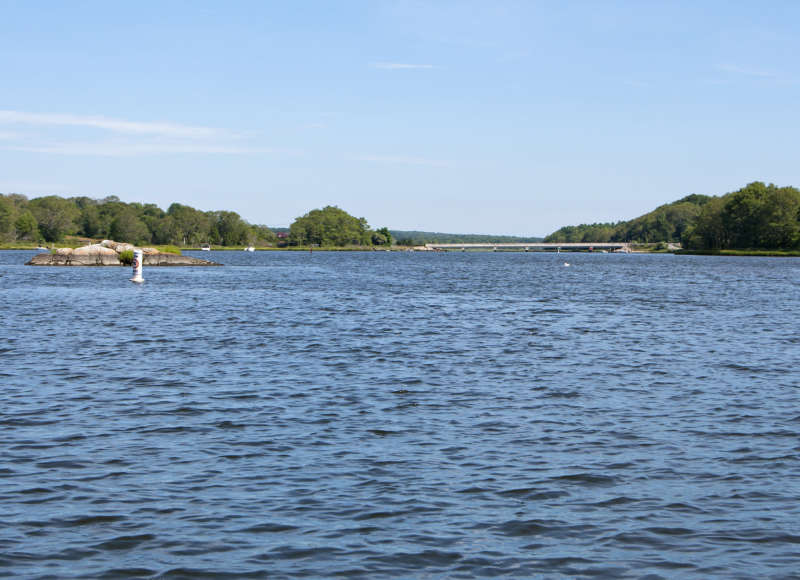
26,240,222,266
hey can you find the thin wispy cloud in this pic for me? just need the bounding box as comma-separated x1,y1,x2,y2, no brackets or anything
0,110,225,138
351,154,451,167
370,62,436,70
0,110,288,156
717,64,777,79
5,142,289,157
497,50,530,64
622,79,652,88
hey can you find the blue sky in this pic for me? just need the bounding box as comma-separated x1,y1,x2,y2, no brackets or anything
1,0,799,235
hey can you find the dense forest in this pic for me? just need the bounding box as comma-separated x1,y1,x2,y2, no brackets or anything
3,182,799,250
0,194,276,246
0,192,541,248
545,194,713,244
683,182,800,250
545,182,800,251
288,206,392,247
0,195,393,248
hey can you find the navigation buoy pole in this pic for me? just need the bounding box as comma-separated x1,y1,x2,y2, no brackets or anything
130,249,144,283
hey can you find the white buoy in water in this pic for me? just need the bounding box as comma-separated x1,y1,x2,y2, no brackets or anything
130,249,144,283
563,262,570,267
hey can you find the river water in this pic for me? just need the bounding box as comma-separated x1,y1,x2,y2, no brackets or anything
1,250,799,579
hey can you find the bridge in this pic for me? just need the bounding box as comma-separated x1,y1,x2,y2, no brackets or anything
423,242,631,252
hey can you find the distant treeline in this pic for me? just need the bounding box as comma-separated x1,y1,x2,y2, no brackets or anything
0,194,276,246
0,192,541,248
4,182,798,251
390,230,543,246
545,194,712,245
0,195,396,247
545,182,800,251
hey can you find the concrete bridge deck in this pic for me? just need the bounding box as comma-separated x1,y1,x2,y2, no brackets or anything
424,242,631,252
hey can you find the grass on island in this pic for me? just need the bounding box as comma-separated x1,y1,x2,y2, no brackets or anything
154,245,181,255
118,250,134,265
676,249,800,257
0,242,42,250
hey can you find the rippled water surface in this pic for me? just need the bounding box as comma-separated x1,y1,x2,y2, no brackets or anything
2,250,799,579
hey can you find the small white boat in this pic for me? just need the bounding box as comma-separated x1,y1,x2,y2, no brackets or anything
244,246,255,252
200,244,211,251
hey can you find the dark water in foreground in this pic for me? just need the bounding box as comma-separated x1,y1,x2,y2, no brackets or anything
1,250,799,579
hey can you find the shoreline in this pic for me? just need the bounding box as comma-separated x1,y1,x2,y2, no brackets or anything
4,244,800,257
675,249,800,257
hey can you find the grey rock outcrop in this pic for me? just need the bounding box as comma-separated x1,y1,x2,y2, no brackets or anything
142,253,221,266
26,241,222,267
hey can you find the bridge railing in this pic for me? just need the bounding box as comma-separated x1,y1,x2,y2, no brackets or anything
424,242,631,251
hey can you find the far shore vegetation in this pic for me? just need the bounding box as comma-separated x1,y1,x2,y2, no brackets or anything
546,182,800,254
2,181,800,254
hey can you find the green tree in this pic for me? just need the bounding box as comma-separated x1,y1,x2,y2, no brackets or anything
14,210,39,241
93,198,130,238
546,223,618,243
109,208,152,244
684,197,728,249
168,203,212,245
249,224,277,245
211,211,249,246
371,226,393,246
546,194,711,245
77,204,103,238
722,182,767,248
757,186,800,248
29,196,79,242
146,215,177,245
719,182,800,249
0,195,18,241
289,206,371,246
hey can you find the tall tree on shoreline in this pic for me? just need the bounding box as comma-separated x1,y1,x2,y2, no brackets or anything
289,206,372,247
685,182,800,250
28,196,79,242
0,193,278,247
